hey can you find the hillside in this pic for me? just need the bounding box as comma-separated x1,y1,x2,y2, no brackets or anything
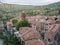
29,2,60,16
0,2,60,21
0,4,34,14
0,4,34,18
49,2,60,7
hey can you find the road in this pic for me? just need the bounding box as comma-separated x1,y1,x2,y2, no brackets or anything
0,39,3,45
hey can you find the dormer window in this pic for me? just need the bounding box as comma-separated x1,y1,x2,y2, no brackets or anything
48,39,51,42
55,18,58,20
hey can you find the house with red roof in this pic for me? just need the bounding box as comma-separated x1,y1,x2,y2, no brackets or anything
19,27,41,41
25,39,45,45
45,24,60,45
14,27,45,45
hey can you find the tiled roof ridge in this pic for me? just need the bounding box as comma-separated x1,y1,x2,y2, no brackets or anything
25,39,45,45
19,27,41,41
22,29,35,36
51,25,56,30
48,24,56,32
24,38,41,41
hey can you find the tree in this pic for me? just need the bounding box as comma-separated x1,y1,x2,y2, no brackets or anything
16,19,30,30
12,19,18,26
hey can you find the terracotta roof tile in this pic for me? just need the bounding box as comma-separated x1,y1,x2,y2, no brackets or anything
47,20,56,24
25,39,45,45
19,27,41,41
45,24,59,41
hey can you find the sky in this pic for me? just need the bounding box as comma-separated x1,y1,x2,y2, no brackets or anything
1,0,60,5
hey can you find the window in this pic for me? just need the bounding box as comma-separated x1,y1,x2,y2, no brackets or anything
44,23,49,30
48,39,51,42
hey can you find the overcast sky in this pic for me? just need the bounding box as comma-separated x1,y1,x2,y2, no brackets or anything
2,0,60,5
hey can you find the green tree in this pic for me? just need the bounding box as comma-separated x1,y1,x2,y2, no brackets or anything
12,19,18,26
16,19,30,30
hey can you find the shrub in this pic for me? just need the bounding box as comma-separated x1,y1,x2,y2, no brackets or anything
12,19,18,26
16,19,30,30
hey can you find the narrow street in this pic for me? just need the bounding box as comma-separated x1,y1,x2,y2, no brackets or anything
0,39,3,45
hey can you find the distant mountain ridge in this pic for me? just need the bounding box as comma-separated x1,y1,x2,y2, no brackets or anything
49,2,60,7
